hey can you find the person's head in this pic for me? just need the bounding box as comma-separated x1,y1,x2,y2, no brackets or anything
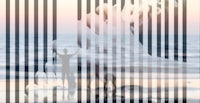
63,48,68,54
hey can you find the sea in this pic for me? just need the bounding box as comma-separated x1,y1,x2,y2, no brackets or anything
0,32,200,102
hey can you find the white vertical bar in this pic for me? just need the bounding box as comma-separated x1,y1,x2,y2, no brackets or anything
160,0,165,101
152,0,157,57
107,0,112,101
98,0,104,102
168,0,174,101
124,1,131,102
29,0,35,102
81,0,87,102
10,0,15,102
178,0,183,102
153,0,158,101
47,0,53,102
90,0,95,101
19,0,25,102
133,0,139,102
143,0,148,101
38,0,44,73
0,0,6,102
168,0,174,61
116,0,121,102
38,0,45,102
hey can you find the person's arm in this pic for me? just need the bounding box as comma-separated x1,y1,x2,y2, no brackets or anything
70,49,81,57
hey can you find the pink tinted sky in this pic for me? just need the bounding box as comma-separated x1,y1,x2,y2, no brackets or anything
0,0,199,35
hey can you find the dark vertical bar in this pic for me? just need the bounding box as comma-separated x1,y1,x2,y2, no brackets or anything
182,0,187,62
148,4,152,55
139,1,143,45
130,0,134,102
174,0,178,61
164,0,169,102
86,0,91,102
121,7,125,103
15,0,20,102
44,0,48,73
34,0,38,84
112,0,116,102
34,0,39,100
157,0,161,57
43,0,48,97
77,0,82,103
148,3,152,102
174,1,179,103
24,0,29,92
53,0,57,41
103,0,108,102
6,0,10,102
164,60,169,103
112,0,116,5
121,0,125,10
157,0,161,103
95,0,100,103
165,0,169,59
182,0,187,102
138,1,143,102
53,0,57,103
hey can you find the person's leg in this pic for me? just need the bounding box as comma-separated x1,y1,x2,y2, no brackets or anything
62,71,65,99
62,72,65,87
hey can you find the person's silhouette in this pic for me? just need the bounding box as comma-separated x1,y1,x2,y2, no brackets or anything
67,71,76,99
57,48,80,88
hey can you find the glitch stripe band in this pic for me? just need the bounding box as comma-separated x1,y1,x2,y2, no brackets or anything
6,0,10,103
15,0,20,103
53,0,57,102
157,0,161,102
130,1,134,103
86,0,91,102
1,0,200,103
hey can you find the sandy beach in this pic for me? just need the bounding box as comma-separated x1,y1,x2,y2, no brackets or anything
0,73,199,103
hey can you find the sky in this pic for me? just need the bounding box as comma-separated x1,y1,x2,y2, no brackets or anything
0,0,199,35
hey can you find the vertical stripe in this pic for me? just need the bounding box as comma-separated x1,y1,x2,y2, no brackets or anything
164,0,169,102
44,0,48,73
139,1,143,102
148,2,152,102
121,2,125,102
15,0,20,102
130,1,134,102
44,1,48,101
157,0,161,102
165,0,169,59
157,0,161,57
53,0,57,41
148,2,152,55
174,0,178,61
112,0,117,102
121,0,124,10
174,1,179,103
139,0,143,45
103,0,108,102
86,0,91,102
164,60,169,103
77,0,82,102
182,0,187,102
24,0,29,94
95,0,100,102
6,0,10,102
182,0,187,62
34,0,38,84
53,0,57,102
